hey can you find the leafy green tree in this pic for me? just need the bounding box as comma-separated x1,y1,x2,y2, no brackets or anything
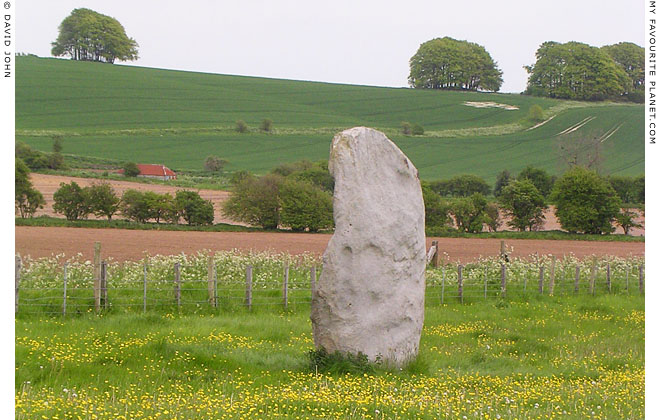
120,190,151,223
229,170,251,186
493,170,512,198
412,124,425,135
615,208,642,235
601,42,644,102
431,174,491,197
48,152,66,170
551,167,621,234
517,165,554,197
15,158,45,218
145,192,178,224
422,183,451,231
204,155,228,173
123,162,140,177
235,120,248,133
484,202,501,232
400,121,412,135
53,181,90,221
51,8,138,63
450,193,488,233
499,180,547,231
409,37,503,91
86,182,120,220
52,136,63,153
633,175,645,204
290,168,334,193
608,176,637,203
525,41,628,101
174,191,214,226
279,180,333,232
222,174,283,229
527,104,544,122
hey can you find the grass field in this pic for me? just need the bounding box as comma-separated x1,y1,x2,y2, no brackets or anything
16,56,643,184
15,296,644,419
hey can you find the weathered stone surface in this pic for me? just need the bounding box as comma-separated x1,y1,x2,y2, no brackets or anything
311,127,426,366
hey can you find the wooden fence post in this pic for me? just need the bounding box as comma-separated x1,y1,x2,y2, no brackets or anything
589,262,597,296
101,261,108,309
574,266,580,294
606,263,611,293
15,255,21,314
500,240,507,261
208,253,215,306
458,265,463,304
431,240,439,268
639,265,644,295
310,266,317,298
283,264,289,309
500,263,507,297
174,262,181,307
538,266,544,295
143,263,147,313
62,263,68,317
94,242,101,312
245,265,253,309
548,257,556,296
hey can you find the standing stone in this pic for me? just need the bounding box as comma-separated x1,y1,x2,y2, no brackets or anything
311,127,426,366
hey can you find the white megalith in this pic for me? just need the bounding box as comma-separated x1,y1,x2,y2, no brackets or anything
311,127,426,366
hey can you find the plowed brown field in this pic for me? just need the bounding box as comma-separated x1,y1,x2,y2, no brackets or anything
15,226,644,263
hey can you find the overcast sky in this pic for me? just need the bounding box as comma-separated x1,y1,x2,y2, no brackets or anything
18,0,644,93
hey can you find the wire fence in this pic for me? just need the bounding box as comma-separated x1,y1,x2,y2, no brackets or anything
15,251,644,317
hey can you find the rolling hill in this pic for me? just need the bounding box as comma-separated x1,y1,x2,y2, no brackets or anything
16,56,644,183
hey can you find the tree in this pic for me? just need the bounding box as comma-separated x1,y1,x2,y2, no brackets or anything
174,190,214,226
123,162,140,177
120,189,151,223
551,167,621,234
53,181,90,220
15,158,45,218
615,208,642,235
260,119,273,132
222,174,283,229
524,41,628,101
409,37,503,91
400,121,412,135
493,170,512,198
204,156,228,173
527,104,544,123
431,174,491,197
279,180,333,232
235,120,248,133
52,136,63,153
601,42,644,102
145,192,178,224
484,202,501,232
51,8,138,63
499,180,547,231
86,182,120,220
16,141,49,170
450,193,488,233
556,129,607,172
422,183,451,231
517,165,554,198
608,176,637,203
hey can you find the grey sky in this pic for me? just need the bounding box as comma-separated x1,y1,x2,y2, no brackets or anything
18,0,644,93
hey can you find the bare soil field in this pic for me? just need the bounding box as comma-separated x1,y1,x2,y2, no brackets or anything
28,174,644,236
16,226,644,263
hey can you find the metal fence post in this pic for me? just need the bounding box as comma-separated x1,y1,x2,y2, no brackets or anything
245,265,253,309
15,255,21,314
283,263,289,309
143,263,147,313
500,263,507,297
62,263,68,317
174,262,181,307
458,265,463,304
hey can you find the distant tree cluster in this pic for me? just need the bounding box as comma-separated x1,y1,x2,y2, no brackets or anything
15,158,45,218
524,41,643,102
52,181,213,225
222,160,334,232
51,8,138,63
16,140,66,171
408,37,503,92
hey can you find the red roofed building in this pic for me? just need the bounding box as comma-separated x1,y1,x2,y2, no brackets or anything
118,164,177,180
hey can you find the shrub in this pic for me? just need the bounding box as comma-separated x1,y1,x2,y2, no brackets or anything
53,181,90,221
16,141,49,170
47,152,66,170
400,121,412,135
235,120,248,133
229,170,252,186
499,180,546,231
412,124,425,135
222,174,283,229
279,180,333,232
123,162,140,177
174,190,214,226
86,182,120,220
551,167,621,234
15,158,45,218
204,155,228,173
260,118,273,132
527,104,544,122
308,347,376,375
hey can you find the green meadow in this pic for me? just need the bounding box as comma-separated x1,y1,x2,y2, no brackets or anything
16,56,643,184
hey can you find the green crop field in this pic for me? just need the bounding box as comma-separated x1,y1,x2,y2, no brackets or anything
16,56,643,183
